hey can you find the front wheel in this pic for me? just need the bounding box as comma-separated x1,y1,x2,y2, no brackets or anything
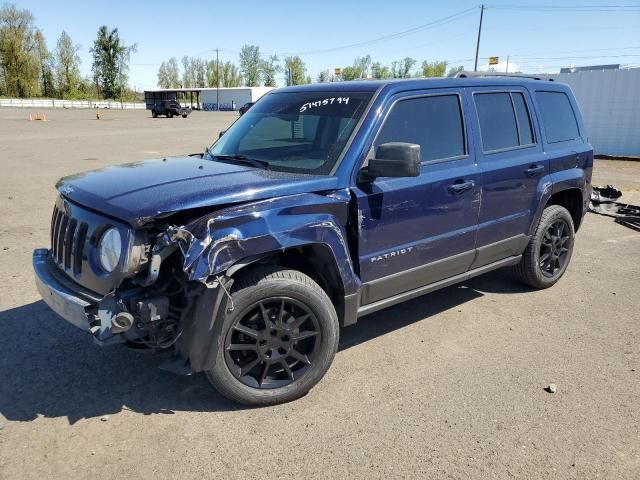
206,267,339,406
181,113,187,118
513,205,575,289
167,111,173,118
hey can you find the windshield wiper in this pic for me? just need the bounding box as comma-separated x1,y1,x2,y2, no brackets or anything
210,154,270,169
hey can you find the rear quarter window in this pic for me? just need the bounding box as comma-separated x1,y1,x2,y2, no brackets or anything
535,91,580,143
474,91,536,152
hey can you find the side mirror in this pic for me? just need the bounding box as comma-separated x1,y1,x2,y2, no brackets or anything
219,130,226,138
359,142,421,182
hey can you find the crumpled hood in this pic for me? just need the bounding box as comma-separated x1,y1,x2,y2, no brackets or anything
56,156,340,227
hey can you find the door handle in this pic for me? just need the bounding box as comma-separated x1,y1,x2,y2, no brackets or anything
448,180,475,194
526,164,545,176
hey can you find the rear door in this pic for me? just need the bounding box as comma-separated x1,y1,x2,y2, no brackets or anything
352,89,481,305
468,87,545,268
533,89,592,178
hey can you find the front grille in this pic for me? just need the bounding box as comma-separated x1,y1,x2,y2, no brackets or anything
50,204,88,275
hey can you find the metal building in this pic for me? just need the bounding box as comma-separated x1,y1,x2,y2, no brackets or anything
549,67,640,156
144,86,274,112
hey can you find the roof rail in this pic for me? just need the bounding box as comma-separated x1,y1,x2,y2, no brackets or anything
450,71,554,81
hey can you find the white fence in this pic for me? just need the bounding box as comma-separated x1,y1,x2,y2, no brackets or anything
0,98,146,110
550,68,640,157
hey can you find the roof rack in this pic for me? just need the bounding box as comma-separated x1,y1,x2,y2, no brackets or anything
451,71,554,81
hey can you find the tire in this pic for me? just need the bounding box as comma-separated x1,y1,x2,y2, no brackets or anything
151,110,157,118
167,111,173,118
206,267,339,406
513,205,575,289
181,113,187,118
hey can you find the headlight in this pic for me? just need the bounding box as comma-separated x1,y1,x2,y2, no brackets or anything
98,227,122,273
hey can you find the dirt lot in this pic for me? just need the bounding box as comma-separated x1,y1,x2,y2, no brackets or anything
0,108,638,479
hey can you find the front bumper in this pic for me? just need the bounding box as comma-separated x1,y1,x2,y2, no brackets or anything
33,248,98,332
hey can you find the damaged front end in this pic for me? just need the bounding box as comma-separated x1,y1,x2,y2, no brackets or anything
35,190,358,374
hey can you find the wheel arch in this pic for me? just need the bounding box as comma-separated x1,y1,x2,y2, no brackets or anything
546,187,584,231
529,184,585,237
226,243,350,327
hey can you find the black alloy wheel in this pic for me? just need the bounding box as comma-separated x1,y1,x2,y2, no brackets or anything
205,267,339,406
513,204,575,289
539,219,572,278
224,297,321,389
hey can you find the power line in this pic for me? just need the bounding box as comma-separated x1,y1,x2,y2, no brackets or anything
498,45,640,59
490,3,640,11
281,7,478,56
510,53,640,63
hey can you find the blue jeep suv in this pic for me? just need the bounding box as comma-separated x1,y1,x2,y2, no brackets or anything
33,75,593,405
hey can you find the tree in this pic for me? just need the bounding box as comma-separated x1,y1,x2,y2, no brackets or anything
193,57,206,87
371,62,392,80
181,55,194,88
261,54,281,87
284,56,307,86
421,60,447,78
239,44,262,86
90,26,136,99
206,59,219,88
116,40,136,101
341,66,358,81
34,29,53,97
353,55,371,78
54,31,82,98
221,61,242,87
0,3,40,97
157,57,180,88
447,65,465,77
340,55,372,81
317,70,329,83
391,57,416,78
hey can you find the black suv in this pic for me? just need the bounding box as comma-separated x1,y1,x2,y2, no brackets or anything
151,100,191,118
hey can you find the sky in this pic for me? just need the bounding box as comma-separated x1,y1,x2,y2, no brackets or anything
13,0,640,90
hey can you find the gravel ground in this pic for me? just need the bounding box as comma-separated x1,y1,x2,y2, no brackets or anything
0,108,638,479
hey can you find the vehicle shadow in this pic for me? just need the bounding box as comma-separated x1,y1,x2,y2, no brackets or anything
0,269,525,424
341,269,532,350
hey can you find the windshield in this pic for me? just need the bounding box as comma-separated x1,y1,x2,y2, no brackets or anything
208,91,373,174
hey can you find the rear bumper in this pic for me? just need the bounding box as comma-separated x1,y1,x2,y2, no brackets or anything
33,248,95,331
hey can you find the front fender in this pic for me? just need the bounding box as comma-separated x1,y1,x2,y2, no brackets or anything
161,190,360,295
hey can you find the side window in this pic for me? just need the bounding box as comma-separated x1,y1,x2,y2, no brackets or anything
474,92,519,151
512,92,534,146
375,94,465,163
535,91,580,143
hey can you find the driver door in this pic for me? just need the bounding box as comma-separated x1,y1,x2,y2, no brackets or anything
352,90,481,305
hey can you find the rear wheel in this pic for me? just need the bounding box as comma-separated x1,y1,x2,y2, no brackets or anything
513,205,575,289
167,111,173,118
151,110,157,118
206,267,339,406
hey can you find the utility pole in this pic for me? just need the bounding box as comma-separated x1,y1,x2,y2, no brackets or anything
506,56,510,73
474,4,485,72
216,48,220,111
